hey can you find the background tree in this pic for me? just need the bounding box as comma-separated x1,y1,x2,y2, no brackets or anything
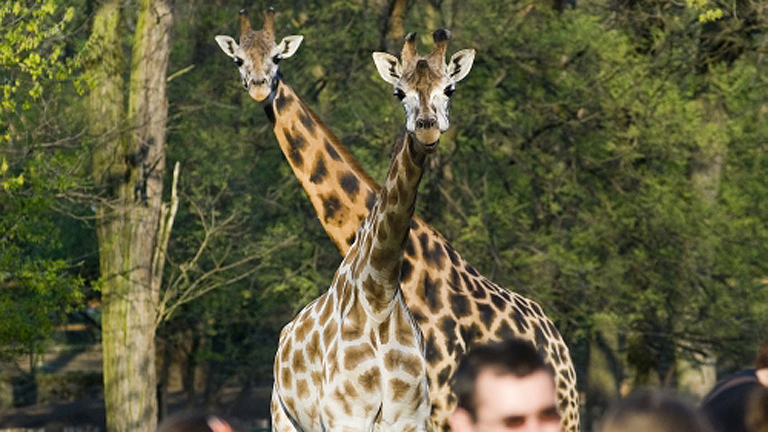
1,0,86,387
83,0,172,429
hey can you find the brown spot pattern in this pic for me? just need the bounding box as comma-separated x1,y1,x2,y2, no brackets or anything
281,368,292,390
296,379,309,399
379,315,391,345
394,307,415,346
389,378,411,402
292,350,307,373
294,316,314,342
333,388,352,415
281,337,293,364
307,331,321,363
384,350,422,377
343,381,359,399
341,301,365,341
358,366,381,393
344,343,375,371
311,371,323,387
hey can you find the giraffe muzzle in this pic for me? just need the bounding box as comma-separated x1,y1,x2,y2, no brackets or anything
413,128,441,148
248,81,272,102
413,116,441,146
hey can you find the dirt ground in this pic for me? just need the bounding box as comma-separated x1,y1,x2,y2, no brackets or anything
0,384,274,431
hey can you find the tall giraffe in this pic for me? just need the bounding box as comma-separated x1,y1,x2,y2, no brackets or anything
270,39,467,430
215,9,580,432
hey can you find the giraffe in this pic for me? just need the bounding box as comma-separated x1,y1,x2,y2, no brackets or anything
215,10,581,432
270,41,466,430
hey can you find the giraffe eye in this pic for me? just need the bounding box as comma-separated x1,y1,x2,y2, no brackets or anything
444,85,455,97
233,57,244,67
273,55,282,64
394,88,406,101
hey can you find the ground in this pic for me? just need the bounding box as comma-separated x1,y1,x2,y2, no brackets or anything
0,384,273,431
0,336,273,431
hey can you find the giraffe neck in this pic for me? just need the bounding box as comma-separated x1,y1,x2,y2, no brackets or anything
264,79,380,254
349,133,424,314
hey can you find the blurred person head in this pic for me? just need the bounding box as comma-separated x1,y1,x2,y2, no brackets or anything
746,386,768,432
156,412,240,432
601,389,713,432
448,338,561,432
700,336,768,432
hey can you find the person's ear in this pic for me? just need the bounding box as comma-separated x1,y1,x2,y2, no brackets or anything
449,408,475,432
756,368,768,386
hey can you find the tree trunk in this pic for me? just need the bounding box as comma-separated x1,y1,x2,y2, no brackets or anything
184,327,200,409
157,338,172,421
86,0,172,430
378,0,406,52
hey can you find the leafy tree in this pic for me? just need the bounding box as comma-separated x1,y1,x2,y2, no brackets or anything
0,0,86,376
0,158,83,372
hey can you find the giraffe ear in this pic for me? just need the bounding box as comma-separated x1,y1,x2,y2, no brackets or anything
215,35,239,59
447,49,475,83
275,35,304,60
372,52,401,85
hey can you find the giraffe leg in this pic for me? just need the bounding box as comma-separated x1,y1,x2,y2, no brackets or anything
270,383,301,432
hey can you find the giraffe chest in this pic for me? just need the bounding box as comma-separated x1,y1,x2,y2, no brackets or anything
322,298,429,432
274,290,430,432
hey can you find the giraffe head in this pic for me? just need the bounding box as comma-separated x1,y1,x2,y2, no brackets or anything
373,30,475,147
215,8,303,102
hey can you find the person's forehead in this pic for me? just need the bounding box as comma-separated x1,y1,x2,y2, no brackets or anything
474,369,556,415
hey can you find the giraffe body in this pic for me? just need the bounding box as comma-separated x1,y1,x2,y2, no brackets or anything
273,133,433,432
216,11,580,432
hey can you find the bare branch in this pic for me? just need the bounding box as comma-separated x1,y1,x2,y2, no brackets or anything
157,234,298,325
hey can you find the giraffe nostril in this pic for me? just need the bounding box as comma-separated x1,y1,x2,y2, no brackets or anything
416,118,437,129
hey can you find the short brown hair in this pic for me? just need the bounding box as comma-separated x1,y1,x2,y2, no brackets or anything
755,337,768,369
600,389,713,432
450,338,550,419
746,387,768,432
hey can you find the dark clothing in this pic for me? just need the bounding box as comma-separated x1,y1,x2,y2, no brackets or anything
701,369,763,432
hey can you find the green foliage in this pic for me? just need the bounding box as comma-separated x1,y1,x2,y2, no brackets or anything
686,0,723,23
1,0,89,368
438,0,768,379
0,0,77,118
0,153,84,364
